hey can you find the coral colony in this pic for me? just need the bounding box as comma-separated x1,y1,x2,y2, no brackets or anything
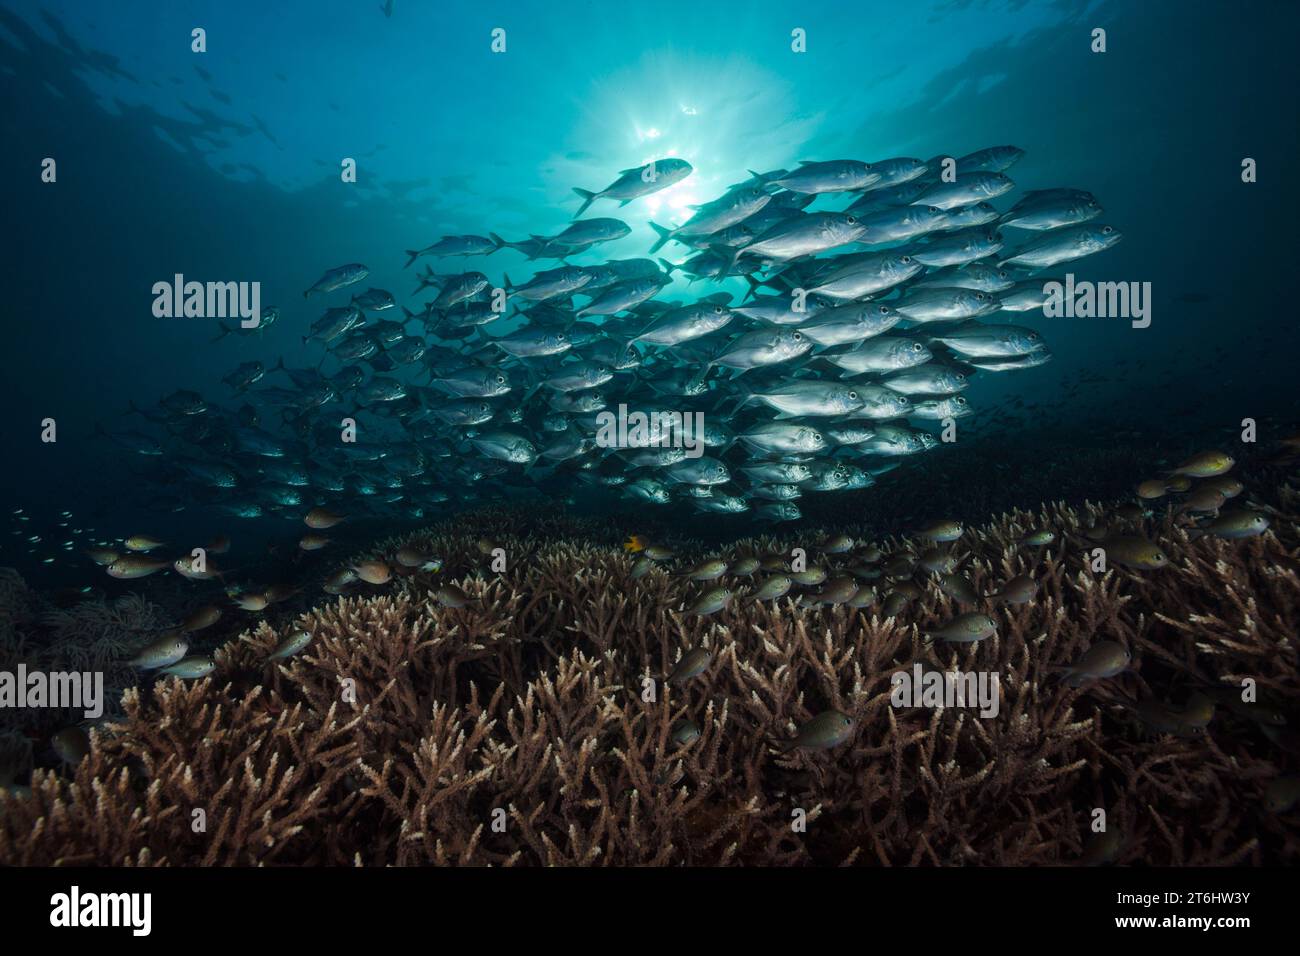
2,461,1297,865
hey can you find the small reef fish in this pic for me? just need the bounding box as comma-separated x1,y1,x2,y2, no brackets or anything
927,612,998,643
777,710,856,753
268,629,313,661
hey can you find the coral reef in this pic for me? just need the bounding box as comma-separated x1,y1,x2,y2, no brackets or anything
0,484,1297,866
39,594,164,682
0,575,169,748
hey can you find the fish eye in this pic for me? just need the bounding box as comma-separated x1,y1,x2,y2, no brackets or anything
928,206,942,214
900,255,912,264
714,306,725,314
956,397,967,405
1102,226,1113,234
496,375,506,384
845,215,857,224
912,342,924,351
792,332,802,340
848,391,857,400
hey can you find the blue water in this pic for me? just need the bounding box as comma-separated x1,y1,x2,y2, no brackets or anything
1,0,1297,583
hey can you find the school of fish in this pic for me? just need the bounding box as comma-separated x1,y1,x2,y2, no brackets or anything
91,147,1123,529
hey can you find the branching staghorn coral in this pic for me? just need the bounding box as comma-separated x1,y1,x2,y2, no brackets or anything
0,675,365,865
1,482,1297,866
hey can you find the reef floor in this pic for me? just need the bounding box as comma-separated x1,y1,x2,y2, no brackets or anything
1,463,1298,866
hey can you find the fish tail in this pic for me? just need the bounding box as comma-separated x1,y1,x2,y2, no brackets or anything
726,386,755,416
488,232,509,255
209,322,233,343
572,187,597,219
403,249,420,269
658,257,678,277
519,372,544,406
647,221,673,254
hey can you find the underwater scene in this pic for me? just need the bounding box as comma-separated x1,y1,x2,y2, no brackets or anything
0,0,1298,880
